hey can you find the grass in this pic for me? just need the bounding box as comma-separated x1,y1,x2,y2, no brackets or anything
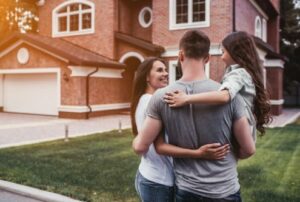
0,121,299,202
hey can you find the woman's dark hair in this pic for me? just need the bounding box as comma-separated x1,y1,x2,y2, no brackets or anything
130,57,167,136
222,31,272,135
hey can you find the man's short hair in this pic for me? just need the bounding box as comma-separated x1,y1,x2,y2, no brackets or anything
179,30,210,59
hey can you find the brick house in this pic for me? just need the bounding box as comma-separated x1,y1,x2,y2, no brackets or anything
0,0,284,119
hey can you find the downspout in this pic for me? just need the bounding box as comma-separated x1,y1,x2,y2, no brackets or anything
86,67,99,119
232,0,236,32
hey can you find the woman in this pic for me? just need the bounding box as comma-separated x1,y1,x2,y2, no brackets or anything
131,57,230,202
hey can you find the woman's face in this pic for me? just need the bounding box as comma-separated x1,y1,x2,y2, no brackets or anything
147,60,168,91
221,47,235,66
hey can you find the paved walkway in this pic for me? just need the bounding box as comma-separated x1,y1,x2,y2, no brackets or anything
0,112,131,149
268,108,300,128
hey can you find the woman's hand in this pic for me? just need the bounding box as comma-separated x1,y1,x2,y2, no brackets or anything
194,143,230,160
164,90,189,107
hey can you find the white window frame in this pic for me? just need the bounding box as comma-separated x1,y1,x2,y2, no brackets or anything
169,0,210,30
254,16,262,38
262,18,267,42
52,0,95,37
139,7,153,28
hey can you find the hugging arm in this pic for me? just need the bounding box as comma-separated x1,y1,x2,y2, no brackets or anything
154,134,230,160
233,116,256,159
132,116,163,155
164,90,230,107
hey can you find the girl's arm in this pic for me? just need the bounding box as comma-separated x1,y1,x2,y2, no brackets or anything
164,90,230,107
154,134,230,160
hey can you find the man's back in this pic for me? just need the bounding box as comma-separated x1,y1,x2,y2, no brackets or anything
147,78,245,198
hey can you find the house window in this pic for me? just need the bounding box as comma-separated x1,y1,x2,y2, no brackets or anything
255,16,262,38
169,0,210,30
52,0,95,37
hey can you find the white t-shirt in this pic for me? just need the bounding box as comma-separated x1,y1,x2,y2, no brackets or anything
136,94,174,186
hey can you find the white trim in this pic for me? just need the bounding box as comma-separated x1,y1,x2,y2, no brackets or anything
209,44,222,55
169,0,210,30
161,47,179,57
68,66,124,78
59,103,130,112
255,16,262,38
161,44,222,57
138,7,153,28
262,18,267,42
264,59,285,68
249,0,269,20
205,62,210,78
119,52,144,63
256,47,267,61
52,0,95,37
270,99,284,105
0,68,61,114
93,68,124,78
168,60,177,84
0,40,69,63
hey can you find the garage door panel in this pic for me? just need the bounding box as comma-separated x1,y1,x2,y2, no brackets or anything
3,74,58,115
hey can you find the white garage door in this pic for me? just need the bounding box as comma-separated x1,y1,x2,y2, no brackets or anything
3,73,58,115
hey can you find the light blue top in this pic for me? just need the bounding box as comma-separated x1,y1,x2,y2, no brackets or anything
135,94,174,186
219,64,257,141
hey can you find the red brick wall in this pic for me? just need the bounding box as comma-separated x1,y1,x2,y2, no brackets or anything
152,0,233,47
209,56,227,82
235,0,263,35
38,0,116,59
268,17,280,52
266,67,283,100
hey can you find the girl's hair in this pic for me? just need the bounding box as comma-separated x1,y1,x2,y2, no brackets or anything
130,57,167,136
222,31,272,134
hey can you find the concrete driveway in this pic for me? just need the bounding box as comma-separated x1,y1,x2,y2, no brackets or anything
0,112,131,149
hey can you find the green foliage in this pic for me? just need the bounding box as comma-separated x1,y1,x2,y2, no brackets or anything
0,0,38,38
280,0,300,87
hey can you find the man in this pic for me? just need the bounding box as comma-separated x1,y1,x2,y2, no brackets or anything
133,30,255,201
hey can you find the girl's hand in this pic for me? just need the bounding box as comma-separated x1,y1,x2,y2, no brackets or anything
164,90,189,107
195,143,230,160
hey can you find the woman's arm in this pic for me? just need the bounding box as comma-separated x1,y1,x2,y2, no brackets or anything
164,90,230,107
154,134,230,160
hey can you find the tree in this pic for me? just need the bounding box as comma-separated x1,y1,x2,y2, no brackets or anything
280,0,300,105
0,0,38,39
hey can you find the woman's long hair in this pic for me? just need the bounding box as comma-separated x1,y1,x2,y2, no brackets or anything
222,31,272,134
130,57,166,136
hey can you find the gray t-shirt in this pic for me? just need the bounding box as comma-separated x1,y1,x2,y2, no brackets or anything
147,78,246,198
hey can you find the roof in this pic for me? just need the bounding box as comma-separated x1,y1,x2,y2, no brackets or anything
253,36,287,61
115,32,164,54
253,0,279,18
0,32,125,68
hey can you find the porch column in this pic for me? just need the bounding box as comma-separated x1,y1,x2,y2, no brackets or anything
264,59,285,115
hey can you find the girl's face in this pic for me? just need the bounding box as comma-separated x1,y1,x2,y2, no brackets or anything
221,47,235,66
147,60,168,91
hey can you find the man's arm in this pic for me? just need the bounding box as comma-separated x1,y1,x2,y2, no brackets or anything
132,116,162,155
233,116,256,159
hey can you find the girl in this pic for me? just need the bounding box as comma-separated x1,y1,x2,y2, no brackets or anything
131,57,229,202
164,31,272,140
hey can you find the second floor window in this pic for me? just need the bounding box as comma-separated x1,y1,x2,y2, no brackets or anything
170,0,210,30
53,0,95,37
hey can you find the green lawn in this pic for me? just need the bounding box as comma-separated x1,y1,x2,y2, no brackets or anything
0,121,299,202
